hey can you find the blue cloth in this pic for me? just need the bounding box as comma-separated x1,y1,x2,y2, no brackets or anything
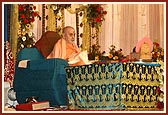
132,61,160,66
4,4,9,41
13,48,69,106
65,62,161,110
17,48,44,61
65,62,124,110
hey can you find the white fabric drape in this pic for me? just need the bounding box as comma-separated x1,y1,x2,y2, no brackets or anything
99,3,164,55
120,4,138,55
32,4,43,42
99,4,113,54
64,9,77,44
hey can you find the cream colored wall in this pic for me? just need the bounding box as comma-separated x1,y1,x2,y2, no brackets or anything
99,3,165,55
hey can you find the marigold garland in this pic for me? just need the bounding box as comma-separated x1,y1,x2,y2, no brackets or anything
17,4,40,52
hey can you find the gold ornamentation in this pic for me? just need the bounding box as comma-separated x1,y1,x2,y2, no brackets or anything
121,63,161,110
47,6,56,31
10,4,19,62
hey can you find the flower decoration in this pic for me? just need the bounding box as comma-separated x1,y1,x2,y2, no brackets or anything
88,44,105,60
17,4,40,52
17,32,35,50
86,4,107,31
152,42,164,62
108,45,123,61
48,4,71,35
49,4,71,15
4,41,15,86
18,4,40,29
88,44,124,61
156,87,164,110
155,60,164,110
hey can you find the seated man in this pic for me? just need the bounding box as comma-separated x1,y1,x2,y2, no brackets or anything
47,26,85,66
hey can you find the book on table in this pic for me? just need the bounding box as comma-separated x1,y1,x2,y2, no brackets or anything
16,101,50,111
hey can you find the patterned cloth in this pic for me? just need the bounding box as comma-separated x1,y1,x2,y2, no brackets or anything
65,62,161,110
4,41,15,86
65,62,123,110
121,62,160,110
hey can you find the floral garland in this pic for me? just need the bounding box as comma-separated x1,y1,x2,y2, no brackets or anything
49,4,107,33
88,44,124,61
155,60,164,110
108,45,123,61
17,4,40,52
152,42,164,62
4,41,15,86
49,4,71,15
86,4,107,32
88,44,105,60
152,42,165,110
48,4,71,35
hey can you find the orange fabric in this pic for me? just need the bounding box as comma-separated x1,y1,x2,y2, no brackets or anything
47,38,84,66
47,38,66,59
47,38,80,59
65,42,80,60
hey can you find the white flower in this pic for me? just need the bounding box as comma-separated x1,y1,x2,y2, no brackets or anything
28,32,33,37
26,24,31,30
159,97,164,102
22,36,26,41
52,5,57,10
159,85,164,91
21,44,24,48
22,28,26,32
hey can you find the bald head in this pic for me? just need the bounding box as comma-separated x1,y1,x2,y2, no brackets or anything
62,26,76,44
62,26,75,34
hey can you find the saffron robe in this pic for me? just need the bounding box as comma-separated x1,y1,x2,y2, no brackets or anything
47,38,85,66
